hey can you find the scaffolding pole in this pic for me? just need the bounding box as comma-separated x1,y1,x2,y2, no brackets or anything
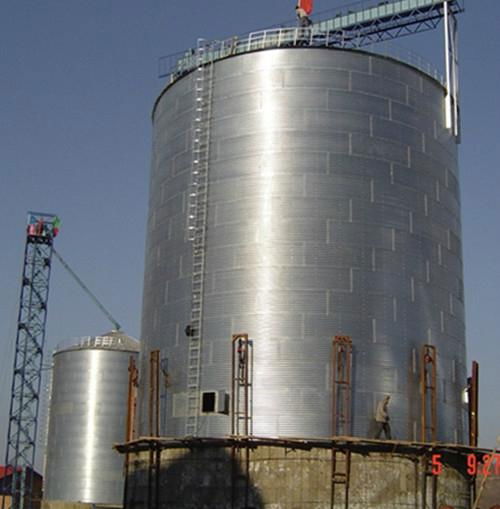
124,356,139,473
331,336,352,436
468,361,479,447
149,350,160,437
420,344,437,442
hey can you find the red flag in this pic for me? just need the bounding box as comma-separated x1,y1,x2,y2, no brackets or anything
298,0,313,15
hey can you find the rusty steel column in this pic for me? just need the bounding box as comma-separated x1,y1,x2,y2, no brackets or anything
126,356,139,442
420,345,437,442
469,361,479,447
124,356,139,481
149,350,160,437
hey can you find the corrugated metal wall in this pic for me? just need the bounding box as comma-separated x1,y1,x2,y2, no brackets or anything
140,48,466,442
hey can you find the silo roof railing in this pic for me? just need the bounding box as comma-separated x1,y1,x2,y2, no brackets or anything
159,0,463,85
54,331,140,353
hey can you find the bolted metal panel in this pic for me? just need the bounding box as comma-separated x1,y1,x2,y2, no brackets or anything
140,47,466,442
44,331,139,504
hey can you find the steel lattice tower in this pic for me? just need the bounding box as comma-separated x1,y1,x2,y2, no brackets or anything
2,212,59,509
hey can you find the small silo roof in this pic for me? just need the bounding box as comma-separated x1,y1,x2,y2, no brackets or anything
56,330,140,354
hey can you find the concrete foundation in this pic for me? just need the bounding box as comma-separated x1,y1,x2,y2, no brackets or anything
41,502,121,509
119,437,480,509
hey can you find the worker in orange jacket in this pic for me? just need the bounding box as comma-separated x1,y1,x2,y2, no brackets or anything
296,0,313,27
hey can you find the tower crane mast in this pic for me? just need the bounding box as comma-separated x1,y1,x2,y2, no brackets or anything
2,212,59,509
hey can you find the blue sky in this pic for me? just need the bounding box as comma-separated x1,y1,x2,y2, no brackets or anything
0,0,499,466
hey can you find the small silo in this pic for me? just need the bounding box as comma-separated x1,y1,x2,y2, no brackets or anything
44,330,139,506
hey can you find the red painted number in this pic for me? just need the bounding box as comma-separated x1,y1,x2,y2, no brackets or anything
431,454,443,475
482,454,493,477
467,454,477,475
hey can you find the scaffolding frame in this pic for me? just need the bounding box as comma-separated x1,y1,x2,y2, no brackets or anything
331,336,353,436
231,334,253,437
119,435,486,509
230,334,253,509
420,344,437,442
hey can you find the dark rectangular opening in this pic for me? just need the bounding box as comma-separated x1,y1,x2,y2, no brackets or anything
201,391,216,413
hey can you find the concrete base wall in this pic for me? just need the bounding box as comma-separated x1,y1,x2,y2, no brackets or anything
124,443,471,509
42,501,122,509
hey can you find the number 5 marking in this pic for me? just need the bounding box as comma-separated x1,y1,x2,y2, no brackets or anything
432,454,443,475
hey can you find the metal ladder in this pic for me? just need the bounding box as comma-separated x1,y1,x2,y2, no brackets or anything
331,448,351,509
185,39,214,436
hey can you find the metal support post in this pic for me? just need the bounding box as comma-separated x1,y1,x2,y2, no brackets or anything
420,344,437,442
443,0,452,129
124,356,139,478
468,361,479,447
147,443,160,509
443,0,460,137
421,455,438,509
450,9,460,139
149,350,160,438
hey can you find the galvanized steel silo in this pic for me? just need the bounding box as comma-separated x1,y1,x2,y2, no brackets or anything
44,330,139,505
140,47,466,442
